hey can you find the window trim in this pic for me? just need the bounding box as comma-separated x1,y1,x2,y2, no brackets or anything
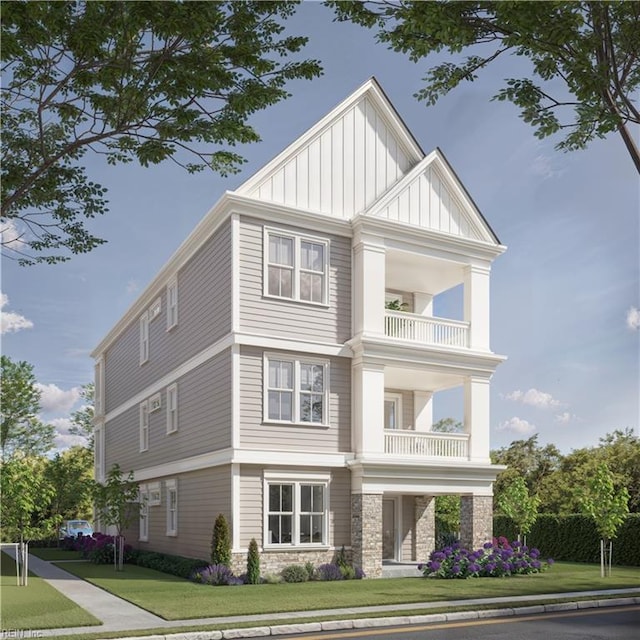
165,479,178,536
139,311,150,365
166,278,178,331
139,485,149,542
149,298,162,320
148,481,161,506
166,383,178,434
263,471,330,549
94,357,104,417
384,392,403,430
139,401,149,452
263,353,330,427
263,227,329,306
149,392,161,413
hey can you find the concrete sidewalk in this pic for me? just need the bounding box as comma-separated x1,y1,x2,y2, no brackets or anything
6,551,640,639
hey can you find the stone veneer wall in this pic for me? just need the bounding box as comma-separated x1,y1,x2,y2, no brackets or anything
414,496,435,562
230,549,345,576
459,495,493,550
351,493,382,578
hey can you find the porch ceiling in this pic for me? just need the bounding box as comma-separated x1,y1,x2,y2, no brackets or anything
386,249,464,295
385,365,461,392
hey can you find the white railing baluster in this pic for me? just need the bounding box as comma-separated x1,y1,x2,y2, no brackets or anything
383,430,469,459
384,311,469,348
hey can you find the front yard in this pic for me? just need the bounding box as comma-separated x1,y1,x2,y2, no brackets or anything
56,560,640,621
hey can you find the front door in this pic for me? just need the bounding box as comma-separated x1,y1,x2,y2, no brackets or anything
382,499,396,560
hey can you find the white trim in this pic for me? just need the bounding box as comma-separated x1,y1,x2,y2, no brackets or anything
231,344,240,449
166,277,178,331
149,393,162,413
94,357,105,417
263,352,330,426
149,298,162,321
166,384,178,434
231,213,240,332
165,478,178,536
139,311,150,365
384,392,403,430
148,481,161,506
139,485,149,542
263,226,330,306
94,423,104,483
139,401,149,452
231,463,240,552
238,333,350,357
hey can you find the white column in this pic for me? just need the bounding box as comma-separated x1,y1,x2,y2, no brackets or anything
353,238,386,337
413,391,433,432
464,376,491,463
413,292,433,317
463,265,491,351
352,359,385,454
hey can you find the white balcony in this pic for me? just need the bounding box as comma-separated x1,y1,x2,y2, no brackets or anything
384,430,469,459
384,311,470,349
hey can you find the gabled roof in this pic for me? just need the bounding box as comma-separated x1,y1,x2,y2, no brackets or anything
365,148,500,244
236,77,424,218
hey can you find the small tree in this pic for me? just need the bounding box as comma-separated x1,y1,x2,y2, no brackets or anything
93,464,140,571
211,513,231,567
579,462,630,577
246,538,261,585
497,475,540,544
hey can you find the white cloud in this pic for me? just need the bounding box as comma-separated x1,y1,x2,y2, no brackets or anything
626,307,640,330
1,218,27,250
555,412,572,424
126,280,139,295
497,417,537,435
36,383,81,414
50,417,88,451
1,292,34,334
505,388,561,409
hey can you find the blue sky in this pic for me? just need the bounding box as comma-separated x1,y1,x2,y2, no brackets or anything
2,2,638,453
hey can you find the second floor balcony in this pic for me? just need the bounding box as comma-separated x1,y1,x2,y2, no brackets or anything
384,310,470,349
384,429,469,459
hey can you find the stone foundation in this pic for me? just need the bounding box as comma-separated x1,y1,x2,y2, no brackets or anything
414,495,435,562
230,548,346,577
351,493,382,578
460,495,493,550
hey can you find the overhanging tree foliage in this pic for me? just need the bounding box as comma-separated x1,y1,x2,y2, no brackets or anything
1,0,321,264
0,355,54,461
331,1,640,173
69,383,95,450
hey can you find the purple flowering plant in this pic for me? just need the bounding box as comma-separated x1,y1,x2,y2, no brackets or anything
419,537,553,579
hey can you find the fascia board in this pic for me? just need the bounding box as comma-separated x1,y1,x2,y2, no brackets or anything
236,77,424,196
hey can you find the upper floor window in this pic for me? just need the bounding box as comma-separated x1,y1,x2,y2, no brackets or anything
139,485,149,542
166,384,178,434
139,312,150,365
166,278,178,330
264,229,328,305
139,401,149,452
264,355,328,426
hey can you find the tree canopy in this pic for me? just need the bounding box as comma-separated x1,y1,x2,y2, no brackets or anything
331,1,640,173
1,0,321,265
0,355,54,460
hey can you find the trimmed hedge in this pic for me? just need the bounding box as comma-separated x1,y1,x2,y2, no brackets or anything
133,550,209,579
494,513,640,566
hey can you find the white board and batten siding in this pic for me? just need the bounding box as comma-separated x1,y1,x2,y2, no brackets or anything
238,216,352,345
238,466,352,550
247,97,414,218
103,220,233,414
239,345,351,453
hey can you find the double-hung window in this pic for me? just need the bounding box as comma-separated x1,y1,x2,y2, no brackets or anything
139,485,149,542
264,473,329,547
166,278,178,330
265,229,328,305
139,401,149,452
139,312,150,364
166,384,178,434
265,355,328,425
166,479,178,536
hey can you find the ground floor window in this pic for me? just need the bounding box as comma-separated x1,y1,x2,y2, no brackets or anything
264,475,328,547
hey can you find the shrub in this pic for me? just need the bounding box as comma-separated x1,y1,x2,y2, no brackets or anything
262,572,283,584
420,538,553,579
304,561,315,580
134,551,208,579
281,564,309,583
211,513,232,567
191,563,236,586
315,563,344,581
246,538,261,585
63,533,135,565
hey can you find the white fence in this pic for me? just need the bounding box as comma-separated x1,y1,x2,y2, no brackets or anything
384,311,469,348
384,430,469,458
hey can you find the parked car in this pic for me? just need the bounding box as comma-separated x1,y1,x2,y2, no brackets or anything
59,520,93,539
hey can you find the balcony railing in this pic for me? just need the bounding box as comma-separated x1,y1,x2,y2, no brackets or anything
384,429,469,458
384,311,469,348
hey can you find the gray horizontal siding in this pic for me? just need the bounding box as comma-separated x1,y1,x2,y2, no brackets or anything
239,346,351,453
122,466,231,561
104,219,232,413
386,388,415,430
238,466,351,549
238,216,351,344
104,349,232,472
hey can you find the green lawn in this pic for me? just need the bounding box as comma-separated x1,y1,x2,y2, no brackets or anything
30,548,83,561
55,561,640,621
0,553,100,630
